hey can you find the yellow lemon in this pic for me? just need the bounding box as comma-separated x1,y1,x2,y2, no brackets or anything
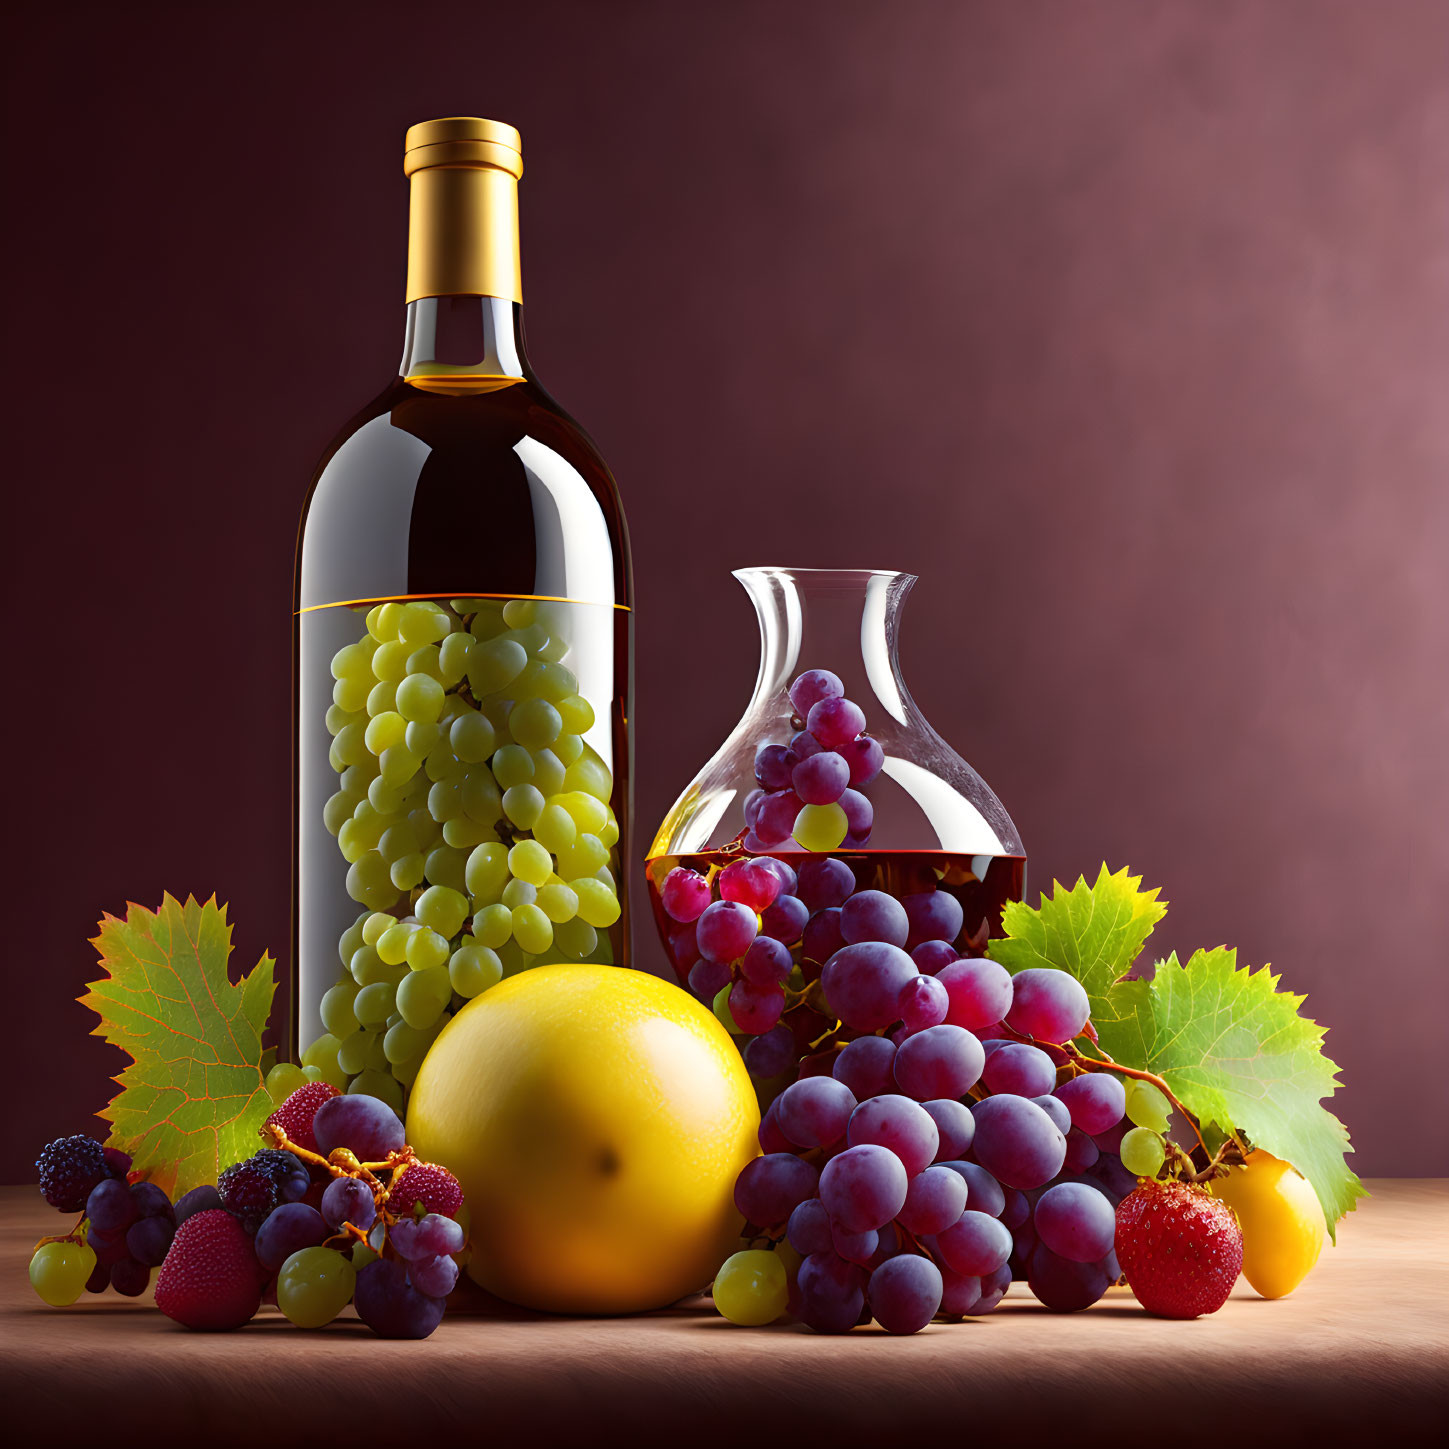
406,963,759,1313
1209,1149,1326,1299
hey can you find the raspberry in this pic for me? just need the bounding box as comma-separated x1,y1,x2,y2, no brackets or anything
154,1209,262,1330
217,1150,308,1233
1116,1178,1244,1319
264,1082,340,1156
37,1136,110,1212
389,1162,464,1219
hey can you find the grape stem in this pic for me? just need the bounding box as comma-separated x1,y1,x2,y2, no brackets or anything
33,1213,88,1253
261,1123,418,1225
1049,1038,1209,1156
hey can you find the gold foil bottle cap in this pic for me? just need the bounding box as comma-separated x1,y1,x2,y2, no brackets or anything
404,116,523,178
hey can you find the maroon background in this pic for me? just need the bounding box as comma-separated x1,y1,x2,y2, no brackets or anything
5,0,1446,1182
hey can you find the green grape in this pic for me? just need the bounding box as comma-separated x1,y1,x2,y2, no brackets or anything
333,676,369,712
531,748,565,797
302,1030,345,1075
265,1061,309,1104
491,744,533,789
374,601,403,638
366,680,397,717
501,878,537,910
325,703,357,736
365,603,388,639
598,815,620,849
363,1029,391,1072
471,902,513,948
450,944,503,998
1125,1079,1172,1132
526,660,576,702
572,877,621,929
1120,1127,1167,1178
712,983,741,1033
417,885,469,937
330,640,373,682
376,923,416,966
339,764,375,798
537,633,569,663
405,927,451,973
353,1063,404,1110
405,644,443,683
559,792,608,834
363,710,406,755
277,1246,357,1329
349,945,393,986
338,914,368,966
509,698,561,749
465,842,508,898
396,966,452,1030
533,803,577,854
794,802,848,852
562,754,611,801
396,672,445,724
337,1030,371,1076
502,784,545,830
427,778,463,822
336,820,368,865
385,1017,430,1063
450,710,496,763
502,598,537,627
502,622,550,656
321,980,361,1037
713,1249,788,1326
536,882,579,924
437,631,473,685
371,639,410,683
553,732,584,765
424,745,462,783
557,833,608,879
460,772,502,824
557,694,595,734
508,840,553,888
554,916,597,957
496,939,536,977
346,852,397,909
30,1240,97,1307
365,776,402,815
407,806,443,847
424,845,468,892
390,853,426,890
443,816,493,849
399,601,450,646
404,719,442,758
323,791,354,836
511,903,553,955
354,982,397,1028
378,744,420,786
468,637,528,694
376,823,417,865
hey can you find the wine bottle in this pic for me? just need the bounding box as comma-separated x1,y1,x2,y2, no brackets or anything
291,117,633,1108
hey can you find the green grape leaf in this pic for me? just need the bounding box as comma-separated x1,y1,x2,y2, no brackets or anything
80,894,276,1197
1095,948,1365,1237
991,864,1168,1003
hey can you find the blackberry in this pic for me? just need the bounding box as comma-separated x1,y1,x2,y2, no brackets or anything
218,1150,309,1233
37,1136,110,1212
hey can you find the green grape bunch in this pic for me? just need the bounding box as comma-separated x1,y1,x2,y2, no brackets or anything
305,596,623,1110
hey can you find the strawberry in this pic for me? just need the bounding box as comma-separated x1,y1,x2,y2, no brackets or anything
388,1161,464,1219
1116,1179,1243,1319
264,1081,340,1156
154,1209,263,1330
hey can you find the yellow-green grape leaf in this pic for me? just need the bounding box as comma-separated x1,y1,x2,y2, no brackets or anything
1095,947,1365,1238
990,863,1167,1005
79,894,276,1197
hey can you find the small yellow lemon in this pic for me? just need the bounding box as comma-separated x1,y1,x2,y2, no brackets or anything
406,963,759,1314
1209,1149,1326,1299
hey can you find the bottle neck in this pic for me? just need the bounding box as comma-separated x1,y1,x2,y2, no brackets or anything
400,295,531,393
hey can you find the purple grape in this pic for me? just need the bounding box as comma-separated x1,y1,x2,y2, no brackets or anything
719,858,783,911
758,1098,792,1153
922,1098,975,1160
940,1162,1006,1217
696,900,758,964
839,890,910,948
1034,1182,1118,1263
1090,1153,1140,1202
1103,1248,1121,1283
902,890,965,949
1027,1244,1111,1312
790,729,823,761
1001,1187,1031,1228
110,1259,150,1297
839,789,874,842
869,1253,943,1334
796,858,856,912
819,1144,909,1232
670,921,700,971
1063,1128,1101,1174
799,909,843,970
125,1215,175,1267
939,1265,983,1316
937,958,1014,1031
789,668,845,716
87,1177,138,1234
754,743,797,790
354,1258,447,1338
839,733,884,787
788,1198,834,1256
1032,1094,1074,1135
740,934,793,985
129,1182,174,1222
173,1184,222,1224
255,1202,330,1273
894,1024,985,1101
660,866,711,923
734,1153,820,1228
313,1094,407,1161
970,1095,1068,1189
391,1212,466,1261
756,856,797,895
754,790,803,846
1055,1073,1127,1135
938,1209,1014,1276
408,1253,460,1298
759,893,808,944
1005,968,1091,1044
687,957,731,1002
820,941,918,1032
322,1176,376,1232
832,1035,897,1100
792,750,850,806
88,1225,130,1267
807,696,866,750
85,1261,110,1294
1093,1119,1129,1154
983,1042,1059,1098
777,1077,858,1149
744,1024,796,1079
846,1094,939,1177
898,974,950,1033
897,1164,969,1234
743,788,765,828
797,1251,865,1334
729,977,785,1033
912,940,959,974
103,1147,133,1178
831,1222,880,1264
1013,1216,1038,1262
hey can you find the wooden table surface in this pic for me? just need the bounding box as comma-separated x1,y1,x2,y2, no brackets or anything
3,1180,1445,1447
